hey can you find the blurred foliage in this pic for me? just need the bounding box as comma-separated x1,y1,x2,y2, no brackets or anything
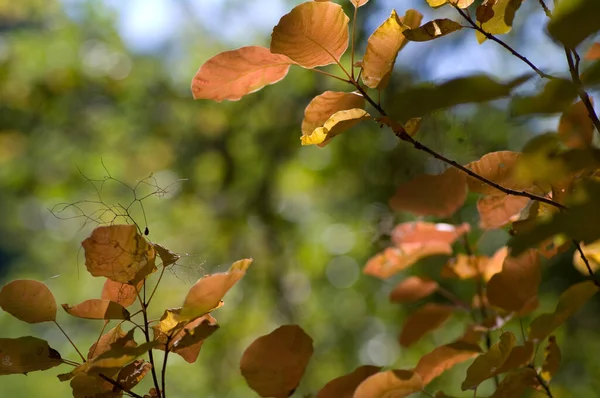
0,0,598,397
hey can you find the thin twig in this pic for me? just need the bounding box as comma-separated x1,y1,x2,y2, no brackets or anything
528,365,554,398
161,335,172,397
99,373,145,398
537,0,552,17
54,321,86,362
311,68,351,83
138,286,163,398
564,48,600,137
574,240,600,287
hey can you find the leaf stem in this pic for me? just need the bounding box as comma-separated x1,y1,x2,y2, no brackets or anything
573,240,600,287
311,68,352,83
138,285,163,398
351,4,358,80
54,321,86,362
146,265,168,307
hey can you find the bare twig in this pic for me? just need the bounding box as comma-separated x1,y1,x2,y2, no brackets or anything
564,48,600,137
138,287,163,398
537,0,552,18
528,365,554,398
574,241,600,287
54,321,86,362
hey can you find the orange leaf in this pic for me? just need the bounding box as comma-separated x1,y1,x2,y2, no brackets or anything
315,365,380,398
354,369,423,398
179,258,252,321
351,0,369,7
462,331,516,390
441,254,488,279
389,167,467,217
87,325,135,360
191,46,292,102
364,244,452,279
483,246,508,281
0,279,56,323
585,42,600,60
101,279,141,308
415,341,482,385
240,324,313,398
270,2,349,68
558,100,595,148
486,250,540,312
0,336,62,375
477,194,529,229
399,304,454,347
541,336,561,382
82,225,157,284
62,299,130,320
302,91,365,136
391,221,470,246
389,276,438,303
466,151,528,195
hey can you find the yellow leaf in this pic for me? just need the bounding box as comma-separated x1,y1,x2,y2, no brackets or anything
441,254,488,280
191,46,292,102
301,108,370,146
302,91,365,136
450,0,476,8
404,117,422,136
271,2,349,68
541,336,561,382
0,336,62,375
558,100,595,149
403,19,462,42
426,0,448,8
476,0,523,43
354,370,423,398
461,331,516,390
0,279,56,323
415,341,482,385
62,299,130,320
399,304,454,347
573,239,600,275
316,365,380,398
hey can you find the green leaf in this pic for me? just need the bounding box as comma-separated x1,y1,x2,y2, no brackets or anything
510,79,578,116
476,0,523,43
547,0,600,49
403,19,462,42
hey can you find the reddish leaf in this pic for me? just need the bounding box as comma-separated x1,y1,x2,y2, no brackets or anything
364,244,452,279
477,194,529,229
389,167,467,217
191,46,292,102
466,151,528,195
315,365,380,398
462,332,516,390
415,341,482,385
0,336,62,375
101,279,141,308
391,221,470,247
354,369,423,398
62,299,130,320
301,91,365,136
389,276,438,303
240,324,313,398
399,304,454,347
0,279,56,323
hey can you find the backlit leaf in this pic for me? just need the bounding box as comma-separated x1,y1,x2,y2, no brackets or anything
441,254,488,280
351,0,369,7
450,0,476,8
82,225,157,284
541,336,561,382
0,279,56,323
529,280,599,341
316,365,380,398
585,43,600,60
476,0,497,24
399,304,454,347
364,245,452,279
573,240,600,276
404,117,422,136
483,246,508,281
391,221,470,246
62,299,130,320
354,370,423,398
0,336,62,375
302,91,365,136
547,0,600,49
301,108,370,147
88,325,136,360
180,258,252,321
558,100,594,149
465,151,526,194
69,375,115,398
389,167,467,217
490,368,538,398
478,195,528,229
461,332,516,390
510,79,578,116
389,276,438,303
191,46,292,102
426,0,447,7
76,339,159,377
240,324,313,398
101,279,141,308
271,2,349,68
476,0,523,43
487,250,540,312
415,341,482,385
403,19,462,42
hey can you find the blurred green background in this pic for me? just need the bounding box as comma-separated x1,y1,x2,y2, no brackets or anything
0,0,598,397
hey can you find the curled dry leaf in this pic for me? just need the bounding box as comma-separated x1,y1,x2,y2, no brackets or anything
462,331,516,390
541,336,561,382
301,108,370,147
315,365,380,398
0,279,56,323
153,243,180,267
191,46,292,102
240,324,313,398
180,258,252,321
415,341,482,385
101,279,142,308
477,194,529,230
403,19,462,42
0,336,62,375
353,369,423,398
364,245,453,279
270,2,349,68
389,167,467,218
82,224,156,284
302,91,364,136
62,299,130,320
399,303,454,347
389,276,438,303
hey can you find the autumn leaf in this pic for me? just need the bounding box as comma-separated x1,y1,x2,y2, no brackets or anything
585,43,600,60
179,258,252,321
415,341,482,385
0,279,56,323
465,151,526,194
441,254,488,280
426,0,448,7
450,0,476,8
487,250,540,312
389,167,467,217
101,279,141,308
476,0,523,43
240,324,313,398
573,240,600,275
483,246,508,281
461,331,516,390
301,91,365,136
301,108,370,147
476,0,497,24
315,365,380,398
88,325,136,360
558,100,595,148
69,375,114,398
541,336,561,382
391,221,470,246
403,19,462,42
76,340,160,377
270,2,349,68
116,359,152,392
399,304,454,347
351,0,369,7
0,336,62,375
492,341,534,376
547,0,600,49
490,368,538,397
191,46,292,102
478,194,529,229
153,243,180,267
364,245,452,279
389,276,438,303
62,299,130,320
354,369,423,398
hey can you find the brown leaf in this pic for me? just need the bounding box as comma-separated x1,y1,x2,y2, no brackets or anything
69,375,116,398
490,368,538,398
391,221,470,246
101,279,141,308
270,2,349,68
88,325,136,360
585,42,600,60
301,91,365,136
116,359,152,392
466,151,528,195
389,167,467,217
399,304,454,347
82,225,157,284
541,336,561,382
62,299,130,320
492,341,534,376
153,243,180,267
364,245,452,280
476,0,497,24
478,194,529,229
558,100,595,149
415,341,482,385
0,279,56,323
403,19,462,42
0,336,62,375
486,250,540,312
315,365,380,398
389,276,438,303
462,331,516,390
240,324,313,398
354,369,423,398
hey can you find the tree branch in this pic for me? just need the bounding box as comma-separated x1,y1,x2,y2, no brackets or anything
99,373,144,398
564,47,600,137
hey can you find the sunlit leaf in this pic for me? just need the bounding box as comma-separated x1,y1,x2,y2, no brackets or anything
476,0,523,43
399,304,454,347
316,365,380,398
404,117,422,136
510,79,578,116
450,0,476,8
153,243,180,267
426,0,447,7
0,336,62,375
547,0,600,49
490,368,538,398
101,279,141,308
271,2,349,68
361,9,422,89
403,19,462,42
461,332,516,390
573,239,600,275
487,250,540,312
483,246,508,281
191,46,292,102
391,221,470,246
389,167,467,217
180,258,252,321
558,100,595,149
389,276,438,303
364,245,452,279
78,340,160,377
441,254,488,279
415,341,482,385
82,225,157,284
240,324,313,398
528,280,599,342
116,359,152,392
302,91,365,136
585,43,600,60
351,0,369,7
465,151,527,194
0,279,56,323
88,325,136,360
354,370,423,398
301,108,370,147
478,194,529,230
62,299,130,320
541,336,561,382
